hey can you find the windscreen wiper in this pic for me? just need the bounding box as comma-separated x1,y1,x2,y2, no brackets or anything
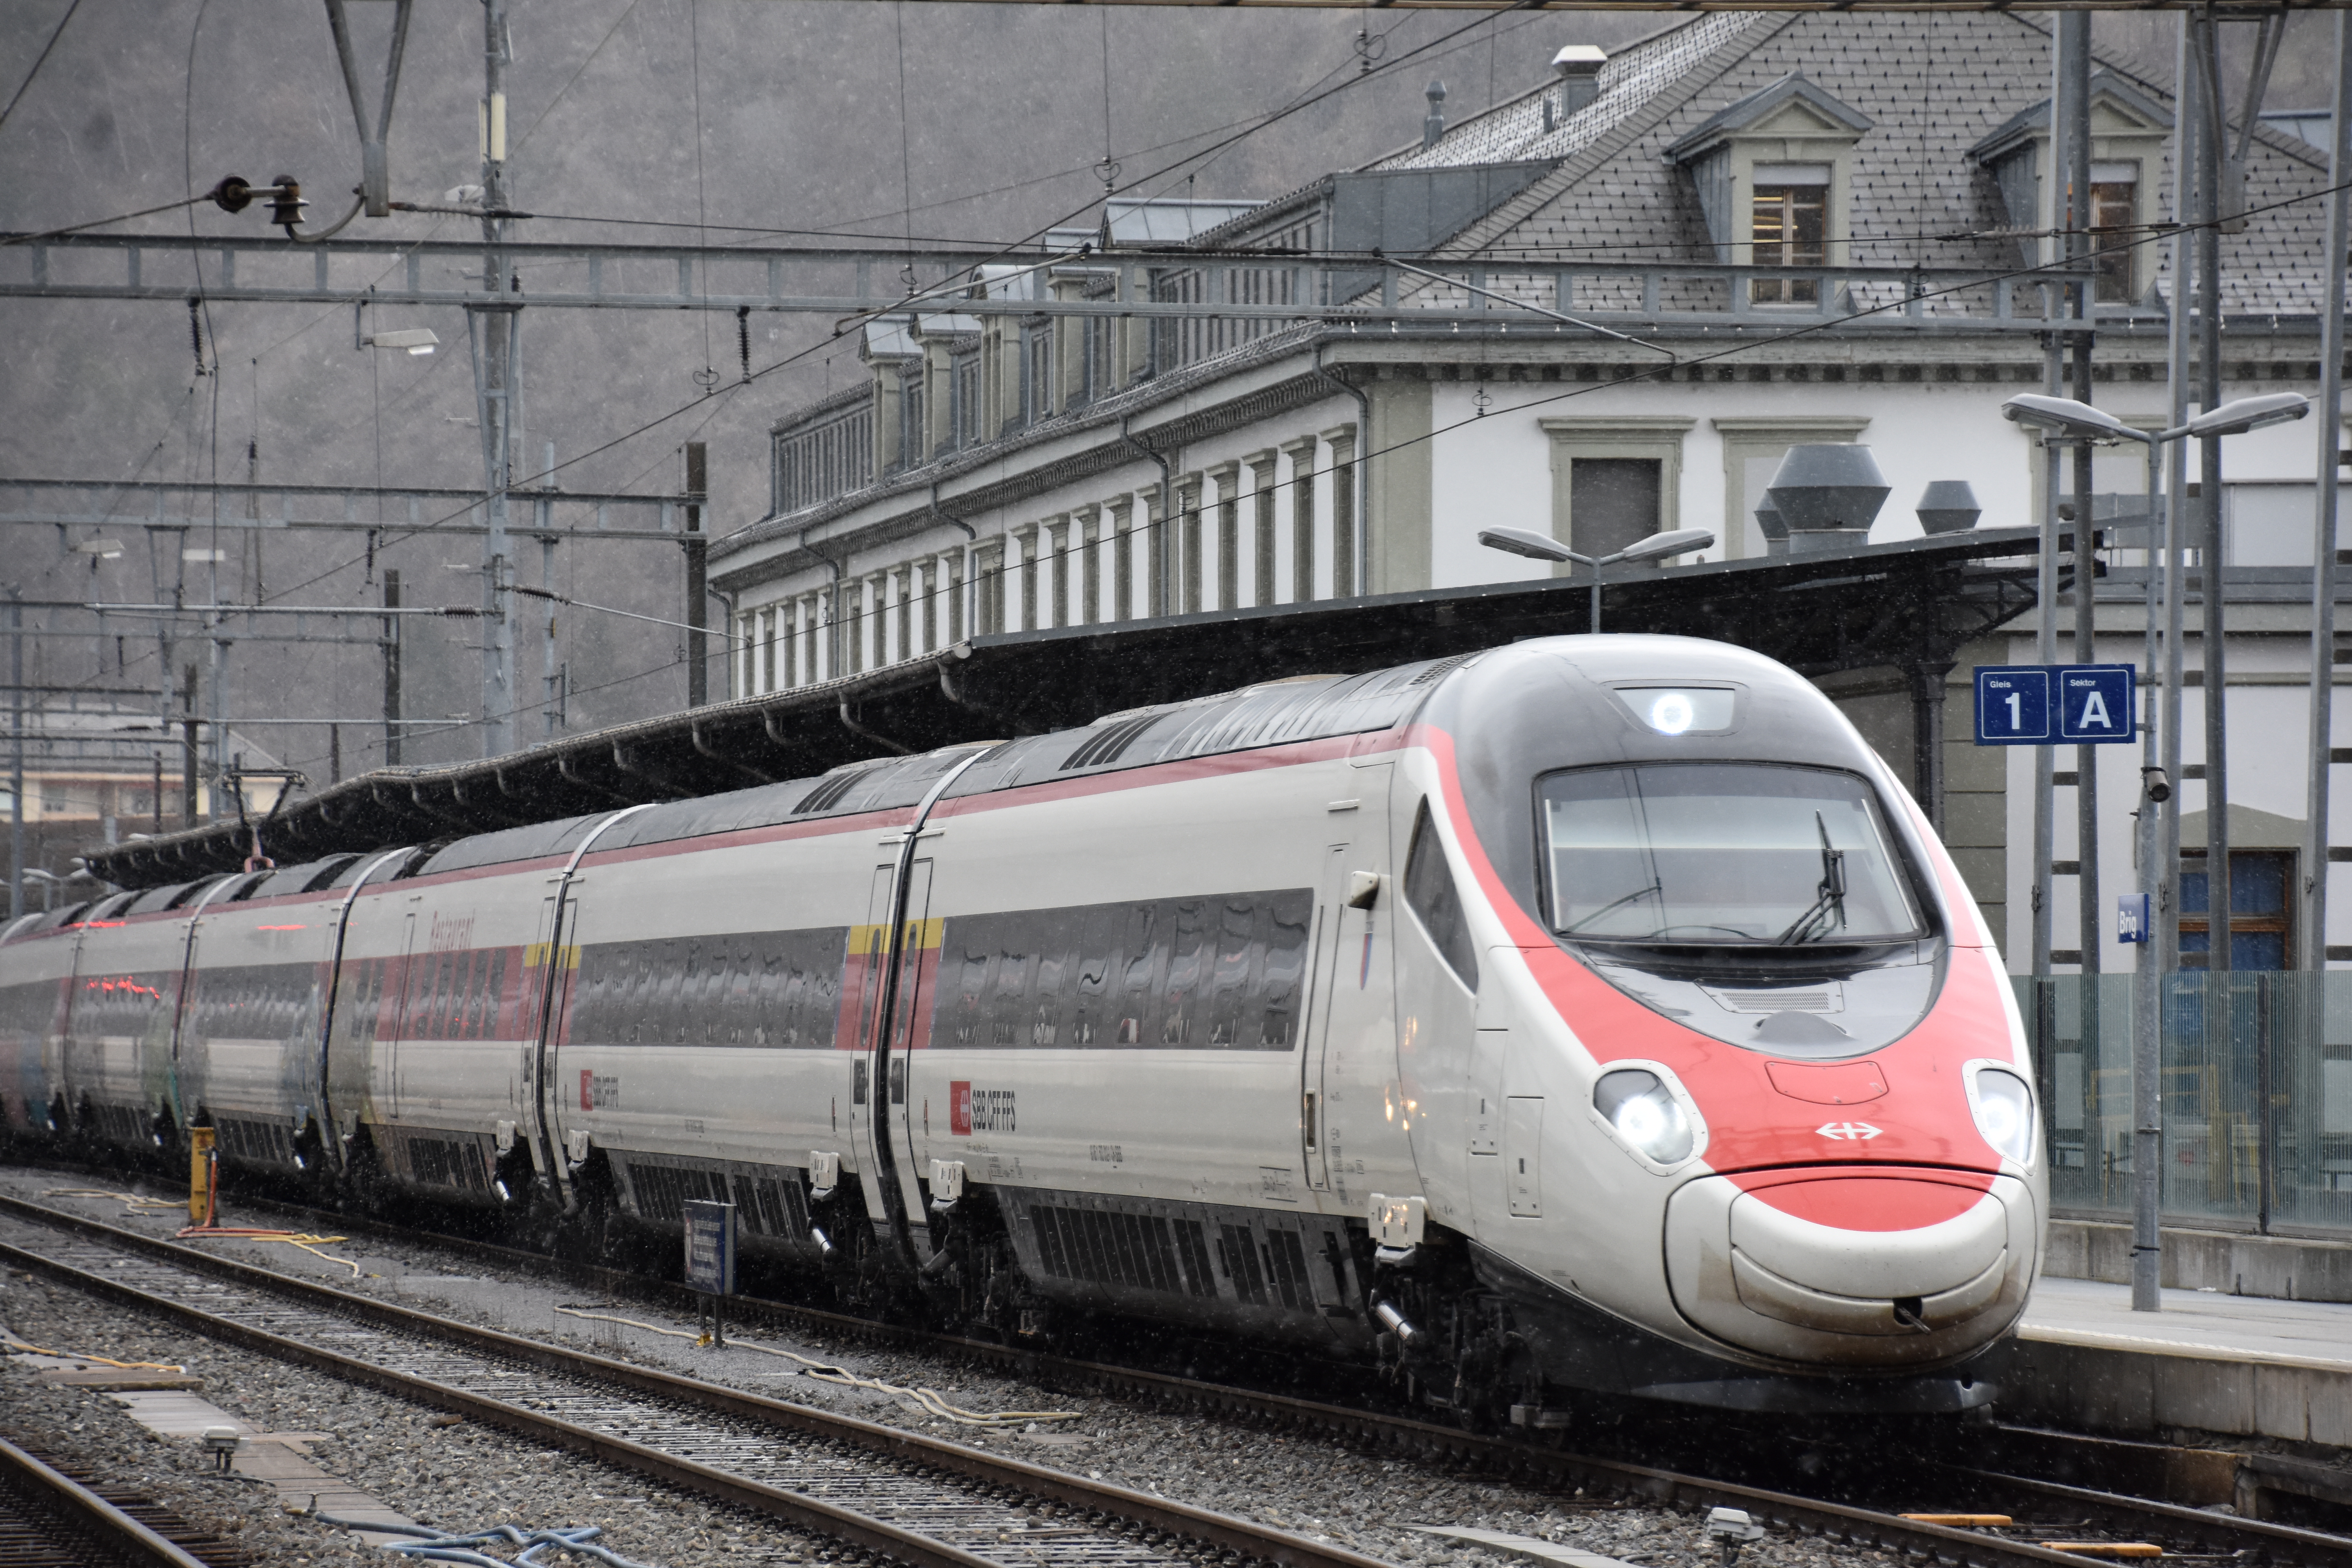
1564,878,1663,935
1775,811,1847,945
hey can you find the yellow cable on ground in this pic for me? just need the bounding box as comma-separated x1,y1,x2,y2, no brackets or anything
41,1190,360,1277
551,1306,1082,1426
172,1228,363,1277
43,1187,184,1216
1,1331,187,1374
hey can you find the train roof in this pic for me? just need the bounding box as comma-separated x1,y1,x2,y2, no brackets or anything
393,652,1477,878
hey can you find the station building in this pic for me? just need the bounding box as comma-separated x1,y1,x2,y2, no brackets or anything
707,8,2346,988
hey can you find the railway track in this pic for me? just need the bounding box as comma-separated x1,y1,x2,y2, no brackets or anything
0,1431,238,1568
71,1184,2352,1563
6,1193,2340,1568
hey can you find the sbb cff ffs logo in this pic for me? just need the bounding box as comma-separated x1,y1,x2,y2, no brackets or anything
948,1082,1015,1135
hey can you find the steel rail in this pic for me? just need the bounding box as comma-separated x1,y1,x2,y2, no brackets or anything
0,1193,1390,1568
1944,1468,2352,1566
122,1186,2352,1568
0,1433,215,1568
0,1189,2239,1568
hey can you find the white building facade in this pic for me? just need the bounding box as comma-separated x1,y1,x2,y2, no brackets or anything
709,9,2347,973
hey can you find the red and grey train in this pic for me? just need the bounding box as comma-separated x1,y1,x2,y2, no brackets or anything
0,635,2042,1420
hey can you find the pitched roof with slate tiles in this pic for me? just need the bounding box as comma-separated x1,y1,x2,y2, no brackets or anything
1374,10,2337,312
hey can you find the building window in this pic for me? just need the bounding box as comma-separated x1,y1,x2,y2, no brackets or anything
952,350,982,451
976,544,1005,634
1288,442,1317,603
2090,170,2136,303
1251,459,1277,609
1177,479,1203,615
1751,167,1827,304
1216,479,1240,611
1110,499,1133,622
1328,434,1356,599
899,365,926,471
1571,459,1664,558
1024,325,1054,425
2181,850,2294,971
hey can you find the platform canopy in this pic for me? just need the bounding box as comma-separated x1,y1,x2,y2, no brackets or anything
82,526,2049,889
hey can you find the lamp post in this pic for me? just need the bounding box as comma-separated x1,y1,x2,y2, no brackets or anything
1476,526,1717,633
2000,389,2309,1312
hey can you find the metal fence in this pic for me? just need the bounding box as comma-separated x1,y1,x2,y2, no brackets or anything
2020,973,2352,1238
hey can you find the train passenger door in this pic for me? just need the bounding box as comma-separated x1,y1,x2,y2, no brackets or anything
1300,843,1351,1192
847,867,896,1227
524,888,566,1193
380,908,419,1121
887,859,937,1235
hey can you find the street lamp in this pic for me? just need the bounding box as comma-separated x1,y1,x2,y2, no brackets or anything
1998,388,2309,1316
361,327,439,357
1477,526,1716,633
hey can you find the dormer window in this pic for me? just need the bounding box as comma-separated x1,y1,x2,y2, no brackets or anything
1968,74,2171,307
1751,164,1829,303
2090,163,2138,302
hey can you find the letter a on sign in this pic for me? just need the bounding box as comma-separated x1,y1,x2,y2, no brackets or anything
2057,664,2135,744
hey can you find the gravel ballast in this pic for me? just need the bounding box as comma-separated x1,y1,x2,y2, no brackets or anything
0,1166,1913,1568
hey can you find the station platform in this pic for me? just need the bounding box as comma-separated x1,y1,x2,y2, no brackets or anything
1986,1277,2352,1448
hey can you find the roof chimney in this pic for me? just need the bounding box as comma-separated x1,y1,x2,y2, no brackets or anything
1424,80,1447,147
1552,45,1606,117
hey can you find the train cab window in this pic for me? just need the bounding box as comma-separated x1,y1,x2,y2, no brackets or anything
1404,801,1479,989
1541,764,1920,946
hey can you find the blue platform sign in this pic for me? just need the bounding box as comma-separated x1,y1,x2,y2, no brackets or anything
683,1198,736,1296
2056,664,2135,743
1974,664,2136,746
1973,666,2051,744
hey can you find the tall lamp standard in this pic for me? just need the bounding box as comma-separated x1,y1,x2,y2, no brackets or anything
1477,526,1717,633
1999,389,2309,1312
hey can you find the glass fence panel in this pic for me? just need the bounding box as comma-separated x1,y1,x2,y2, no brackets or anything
2015,970,2352,1240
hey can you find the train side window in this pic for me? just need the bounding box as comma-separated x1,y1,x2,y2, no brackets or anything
1163,899,1209,1045
1258,892,1311,1047
1031,921,1073,1047
1405,800,1480,990
1204,897,1258,1047
1071,925,1113,1047
1117,902,1163,1047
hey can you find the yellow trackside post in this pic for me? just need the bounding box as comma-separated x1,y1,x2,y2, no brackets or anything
188,1127,217,1226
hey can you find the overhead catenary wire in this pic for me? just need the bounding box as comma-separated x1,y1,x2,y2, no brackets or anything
68,160,2330,764
12,9,2317,764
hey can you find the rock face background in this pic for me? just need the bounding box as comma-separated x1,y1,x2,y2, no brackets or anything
0,0,1663,789
0,2,2325,790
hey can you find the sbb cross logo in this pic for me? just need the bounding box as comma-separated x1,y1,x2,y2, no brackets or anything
949,1080,972,1137
1817,1121,1882,1141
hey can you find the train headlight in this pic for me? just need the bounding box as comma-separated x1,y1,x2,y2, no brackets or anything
1971,1067,2035,1165
1594,1069,1693,1165
1648,692,1696,735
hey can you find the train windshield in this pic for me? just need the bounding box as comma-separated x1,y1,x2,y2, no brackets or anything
1541,763,1922,946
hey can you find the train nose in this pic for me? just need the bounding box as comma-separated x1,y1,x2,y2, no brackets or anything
1663,1167,2036,1366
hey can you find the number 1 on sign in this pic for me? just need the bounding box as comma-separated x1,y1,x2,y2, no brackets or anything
2007,692,2022,731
